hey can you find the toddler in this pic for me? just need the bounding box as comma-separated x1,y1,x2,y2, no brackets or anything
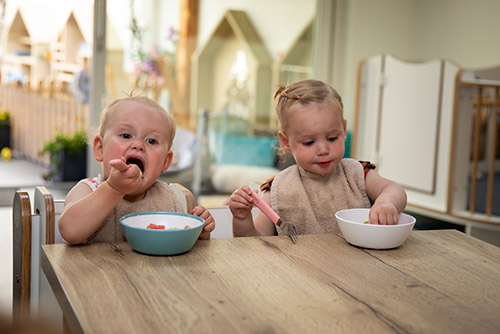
229,79,407,237
59,94,215,244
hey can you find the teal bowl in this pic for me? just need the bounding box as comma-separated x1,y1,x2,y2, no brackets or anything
120,212,204,255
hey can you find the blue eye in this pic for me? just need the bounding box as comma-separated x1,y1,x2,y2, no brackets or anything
146,138,158,145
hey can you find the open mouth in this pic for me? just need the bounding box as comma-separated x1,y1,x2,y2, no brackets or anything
126,157,145,173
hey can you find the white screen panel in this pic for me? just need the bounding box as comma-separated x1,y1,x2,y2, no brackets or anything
378,55,442,193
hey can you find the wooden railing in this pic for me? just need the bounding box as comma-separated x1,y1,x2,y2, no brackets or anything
470,86,499,217
0,83,90,165
451,78,500,224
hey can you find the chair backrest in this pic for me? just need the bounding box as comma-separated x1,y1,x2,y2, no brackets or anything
12,190,32,318
170,183,195,212
12,186,59,320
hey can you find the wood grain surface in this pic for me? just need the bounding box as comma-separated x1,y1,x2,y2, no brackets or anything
42,230,500,333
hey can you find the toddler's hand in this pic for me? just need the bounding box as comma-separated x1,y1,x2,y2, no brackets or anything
229,186,255,220
109,158,130,172
369,201,399,225
107,158,143,194
190,205,215,239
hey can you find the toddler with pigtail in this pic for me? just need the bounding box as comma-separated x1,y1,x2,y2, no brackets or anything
229,79,407,237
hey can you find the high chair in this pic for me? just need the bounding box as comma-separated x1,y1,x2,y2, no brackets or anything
12,183,199,322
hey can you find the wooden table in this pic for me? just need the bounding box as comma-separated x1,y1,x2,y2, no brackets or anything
41,230,500,333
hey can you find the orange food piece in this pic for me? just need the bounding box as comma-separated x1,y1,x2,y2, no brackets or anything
184,225,190,229
146,223,165,230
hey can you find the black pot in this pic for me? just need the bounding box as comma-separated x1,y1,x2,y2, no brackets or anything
53,149,87,182
0,124,11,149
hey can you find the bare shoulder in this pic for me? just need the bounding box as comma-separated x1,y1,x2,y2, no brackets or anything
365,168,386,185
64,182,93,207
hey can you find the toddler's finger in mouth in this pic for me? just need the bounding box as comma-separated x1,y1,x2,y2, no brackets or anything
110,158,128,172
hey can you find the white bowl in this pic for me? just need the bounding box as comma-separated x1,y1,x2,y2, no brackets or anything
335,208,416,249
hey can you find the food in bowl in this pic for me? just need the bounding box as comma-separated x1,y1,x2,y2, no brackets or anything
147,223,165,230
120,212,205,255
335,208,416,249
146,223,191,230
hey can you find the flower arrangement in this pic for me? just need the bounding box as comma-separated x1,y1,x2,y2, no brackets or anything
0,108,10,126
133,27,179,89
129,1,182,120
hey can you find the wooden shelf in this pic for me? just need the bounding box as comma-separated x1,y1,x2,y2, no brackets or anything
3,8,89,87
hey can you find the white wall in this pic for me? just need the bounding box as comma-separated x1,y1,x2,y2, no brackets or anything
336,0,415,128
413,0,500,68
335,0,500,132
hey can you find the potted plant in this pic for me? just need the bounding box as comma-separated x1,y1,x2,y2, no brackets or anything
0,107,11,150
40,130,88,182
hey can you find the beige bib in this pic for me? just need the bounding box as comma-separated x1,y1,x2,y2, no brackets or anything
270,159,371,235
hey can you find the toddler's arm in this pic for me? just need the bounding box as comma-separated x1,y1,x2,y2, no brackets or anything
189,205,215,239
58,158,144,244
365,169,407,225
58,180,125,244
229,185,276,237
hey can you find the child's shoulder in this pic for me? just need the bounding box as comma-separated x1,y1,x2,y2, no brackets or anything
357,160,376,178
260,176,275,192
357,160,376,170
78,176,101,191
341,158,376,178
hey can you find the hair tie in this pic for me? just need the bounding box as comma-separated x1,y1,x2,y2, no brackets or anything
296,95,300,99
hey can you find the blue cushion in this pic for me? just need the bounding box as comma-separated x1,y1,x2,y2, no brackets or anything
212,133,278,167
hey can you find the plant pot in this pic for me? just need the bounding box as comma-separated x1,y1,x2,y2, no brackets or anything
0,124,11,149
53,149,87,182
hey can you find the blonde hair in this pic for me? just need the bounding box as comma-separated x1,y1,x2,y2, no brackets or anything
274,79,343,132
98,92,176,149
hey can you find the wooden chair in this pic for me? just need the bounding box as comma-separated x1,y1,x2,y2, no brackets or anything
12,186,64,322
12,183,197,322
12,189,32,319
